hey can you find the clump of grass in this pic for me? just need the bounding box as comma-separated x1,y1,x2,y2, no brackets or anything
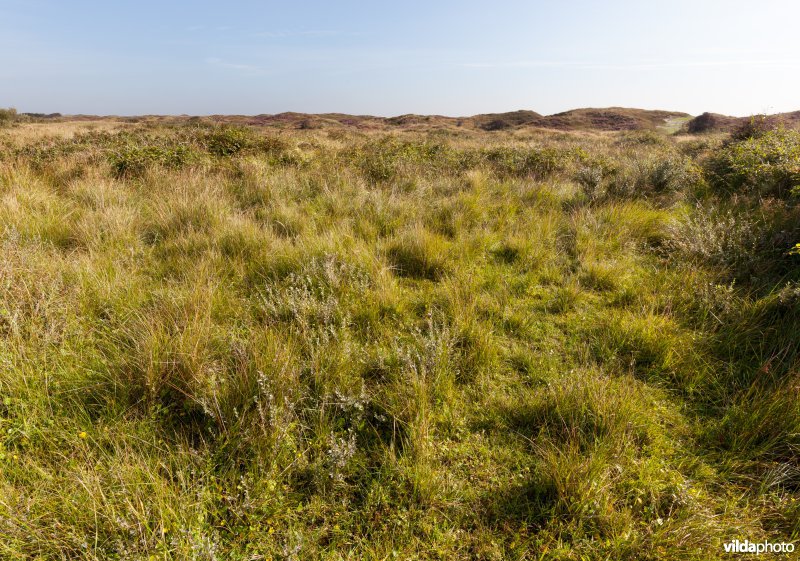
386,227,450,280
585,310,697,387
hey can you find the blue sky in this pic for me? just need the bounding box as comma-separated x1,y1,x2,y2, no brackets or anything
1,0,799,116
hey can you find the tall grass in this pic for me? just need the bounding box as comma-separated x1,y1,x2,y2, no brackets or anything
0,119,798,559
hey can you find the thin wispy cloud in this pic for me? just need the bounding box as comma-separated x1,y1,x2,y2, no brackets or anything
462,59,800,70
205,57,265,75
254,30,345,38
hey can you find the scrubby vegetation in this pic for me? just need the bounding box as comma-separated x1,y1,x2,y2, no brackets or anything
0,107,19,127
0,118,798,560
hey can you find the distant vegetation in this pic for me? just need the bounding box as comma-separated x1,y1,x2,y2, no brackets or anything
0,107,64,127
0,107,18,126
0,115,798,559
686,110,800,135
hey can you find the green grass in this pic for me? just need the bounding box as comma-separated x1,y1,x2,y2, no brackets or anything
0,121,798,559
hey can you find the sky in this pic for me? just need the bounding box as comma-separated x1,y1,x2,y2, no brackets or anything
1,0,799,117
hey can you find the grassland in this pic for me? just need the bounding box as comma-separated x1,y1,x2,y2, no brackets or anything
0,115,798,560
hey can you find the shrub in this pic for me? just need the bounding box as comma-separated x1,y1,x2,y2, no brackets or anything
480,146,567,179
0,107,18,127
350,137,460,182
615,130,669,147
574,165,605,200
201,126,256,157
686,112,723,134
109,143,197,178
707,129,800,199
606,154,699,199
730,114,772,141
667,205,762,274
649,155,699,193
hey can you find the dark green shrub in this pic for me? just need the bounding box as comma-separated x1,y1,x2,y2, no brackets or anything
109,143,197,178
481,146,567,178
730,114,771,141
686,112,729,134
707,129,800,199
351,137,459,182
201,126,256,157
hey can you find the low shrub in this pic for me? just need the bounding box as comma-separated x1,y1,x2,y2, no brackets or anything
0,107,18,127
730,114,772,141
707,129,800,199
615,130,669,147
109,143,198,178
480,146,568,179
351,137,460,182
606,154,700,199
574,164,605,200
667,203,800,282
667,205,761,273
201,126,255,156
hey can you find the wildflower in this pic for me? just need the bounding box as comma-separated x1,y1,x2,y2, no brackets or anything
78,431,87,439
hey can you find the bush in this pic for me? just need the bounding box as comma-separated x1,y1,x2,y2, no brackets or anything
606,154,699,199
666,203,799,283
707,129,800,199
109,143,198,178
480,146,568,179
730,114,772,141
574,165,604,199
615,130,669,147
0,107,18,127
649,155,701,193
667,205,762,273
686,112,722,134
201,126,256,157
351,137,459,182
